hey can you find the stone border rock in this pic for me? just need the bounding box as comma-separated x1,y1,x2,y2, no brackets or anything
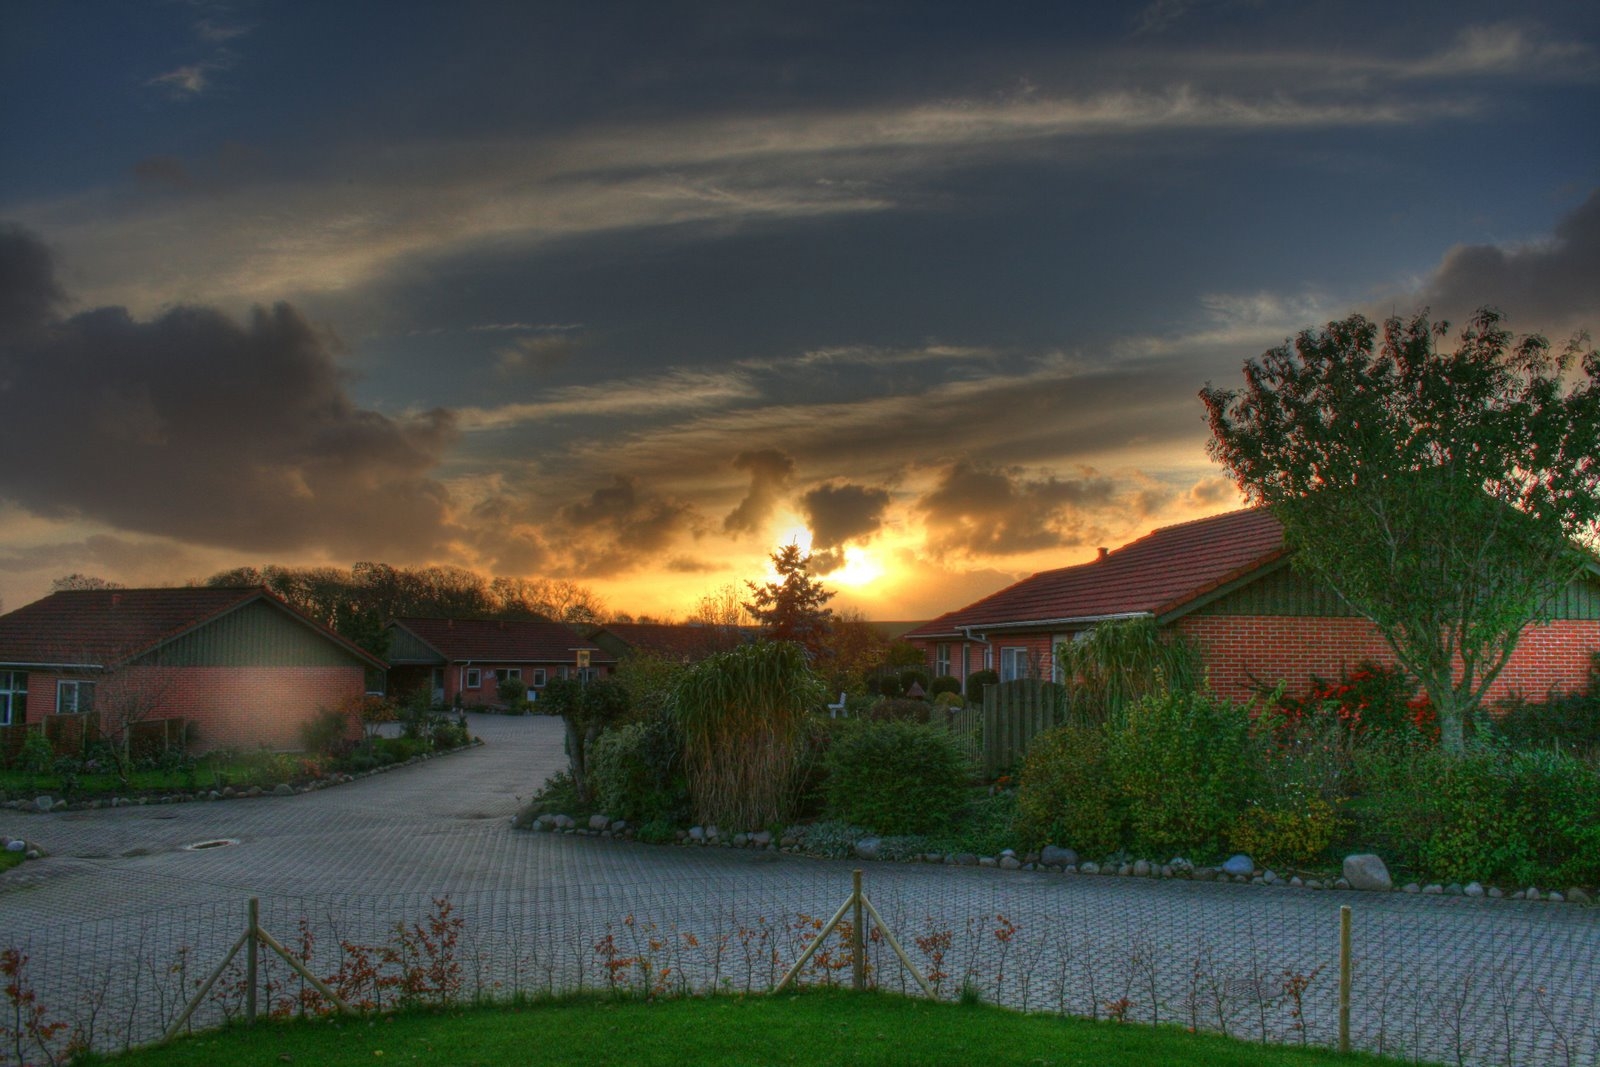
1,738,484,815
520,813,1596,906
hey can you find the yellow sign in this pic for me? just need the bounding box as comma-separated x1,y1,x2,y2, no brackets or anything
576,650,591,668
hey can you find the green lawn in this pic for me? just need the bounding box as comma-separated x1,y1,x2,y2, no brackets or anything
0,849,23,873
80,989,1413,1067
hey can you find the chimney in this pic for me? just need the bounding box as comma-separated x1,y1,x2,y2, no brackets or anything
111,592,122,608
1097,547,1108,562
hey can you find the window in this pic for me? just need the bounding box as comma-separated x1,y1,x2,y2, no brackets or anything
530,668,547,687
999,647,1029,683
495,668,522,682
57,679,96,714
0,671,25,726
935,644,951,677
464,668,482,689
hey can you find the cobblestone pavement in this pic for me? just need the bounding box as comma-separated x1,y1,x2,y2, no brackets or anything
3,713,1597,1066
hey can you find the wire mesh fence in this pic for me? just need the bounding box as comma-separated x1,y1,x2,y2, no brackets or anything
5,863,1597,1067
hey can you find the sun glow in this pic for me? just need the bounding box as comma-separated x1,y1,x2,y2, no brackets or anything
829,545,884,587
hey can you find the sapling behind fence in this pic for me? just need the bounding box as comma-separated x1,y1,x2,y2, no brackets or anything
4,868,1597,1067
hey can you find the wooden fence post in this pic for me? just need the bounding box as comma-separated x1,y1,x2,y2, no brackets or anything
851,869,865,991
1338,905,1352,1053
246,897,259,1025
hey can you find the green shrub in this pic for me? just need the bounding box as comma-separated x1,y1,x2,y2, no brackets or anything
16,731,55,776
587,716,688,825
964,670,999,702
876,674,903,698
1493,684,1600,758
1228,798,1340,869
497,675,528,706
1013,723,1122,857
299,707,354,757
1106,689,1259,858
1354,742,1600,886
861,697,931,723
929,675,961,698
822,720,969,835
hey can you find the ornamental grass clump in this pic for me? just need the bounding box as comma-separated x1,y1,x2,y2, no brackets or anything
670,640,826,829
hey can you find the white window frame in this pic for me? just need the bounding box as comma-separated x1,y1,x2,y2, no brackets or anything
0,671,25,726
464,668,482,690
495,668,522,683
999,647,1029,683
935,643,951,678
530,668,547,687
57,678,96,714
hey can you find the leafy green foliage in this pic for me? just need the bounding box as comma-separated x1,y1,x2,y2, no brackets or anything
670,641,826,828
898,669,931,694
299,707,355,757
540,678,631,804
1354,742,1600,885
497,675,528,706
1492,656,1600,757
822,720,969,835
587,716,688,825
1106,690,1259,858
612,653,688,722
929,675,961,698
1013,723,1122,857
1228,799,1340,869
1055,617,1200,724
964,670,998,702
1203,308,1600,751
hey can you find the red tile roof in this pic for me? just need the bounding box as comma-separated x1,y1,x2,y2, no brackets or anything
0,586,386,669
592,622,754,659
904,509,1286,639
390,617,611,664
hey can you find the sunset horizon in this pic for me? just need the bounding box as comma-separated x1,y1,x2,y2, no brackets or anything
3,1,1596,622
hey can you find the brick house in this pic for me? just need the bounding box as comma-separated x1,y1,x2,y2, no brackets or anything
0,586,387,754
903,508,1600,705
384,617,613,707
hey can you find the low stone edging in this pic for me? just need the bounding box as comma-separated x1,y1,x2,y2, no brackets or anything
521,814,1595,906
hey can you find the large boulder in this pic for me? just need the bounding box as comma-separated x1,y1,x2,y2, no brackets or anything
1343,853,1393,892
1040,845,1078,867
1222,854,1255,878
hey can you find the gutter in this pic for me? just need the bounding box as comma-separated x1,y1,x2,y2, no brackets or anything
958,611,1153,639
0,661,106,671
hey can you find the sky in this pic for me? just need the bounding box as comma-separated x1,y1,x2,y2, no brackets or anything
1,1,1597,622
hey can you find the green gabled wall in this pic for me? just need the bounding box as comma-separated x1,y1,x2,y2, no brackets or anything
1188,564,1360,617
135,599,366,668
1190,563,1600,620
385,624,445,664
1551,572,1600,620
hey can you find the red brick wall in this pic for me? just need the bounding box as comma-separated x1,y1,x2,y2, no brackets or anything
23,665,366,753
913,617,1599,707
1175,615,1600,705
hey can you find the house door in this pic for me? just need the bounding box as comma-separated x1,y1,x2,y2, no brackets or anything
430,668,445,706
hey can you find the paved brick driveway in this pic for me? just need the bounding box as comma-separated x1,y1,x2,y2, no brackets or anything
3,712,1596,1065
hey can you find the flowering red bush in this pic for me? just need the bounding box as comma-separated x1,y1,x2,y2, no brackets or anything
1268,662,1438,746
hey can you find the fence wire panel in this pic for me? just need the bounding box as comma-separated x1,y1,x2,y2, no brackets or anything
4,866,1598,1066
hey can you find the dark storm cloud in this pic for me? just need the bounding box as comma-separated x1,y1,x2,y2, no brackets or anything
0,224,63,335
917,460,1120,557
801,483,891,548
0,225,460,558
1423,189,1600,330
557,475,697,576
723,448,795,534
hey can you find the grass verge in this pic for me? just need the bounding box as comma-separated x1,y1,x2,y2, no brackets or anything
79,988,1412,1067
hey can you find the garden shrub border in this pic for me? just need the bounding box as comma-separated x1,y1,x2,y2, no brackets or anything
1,735,483,816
